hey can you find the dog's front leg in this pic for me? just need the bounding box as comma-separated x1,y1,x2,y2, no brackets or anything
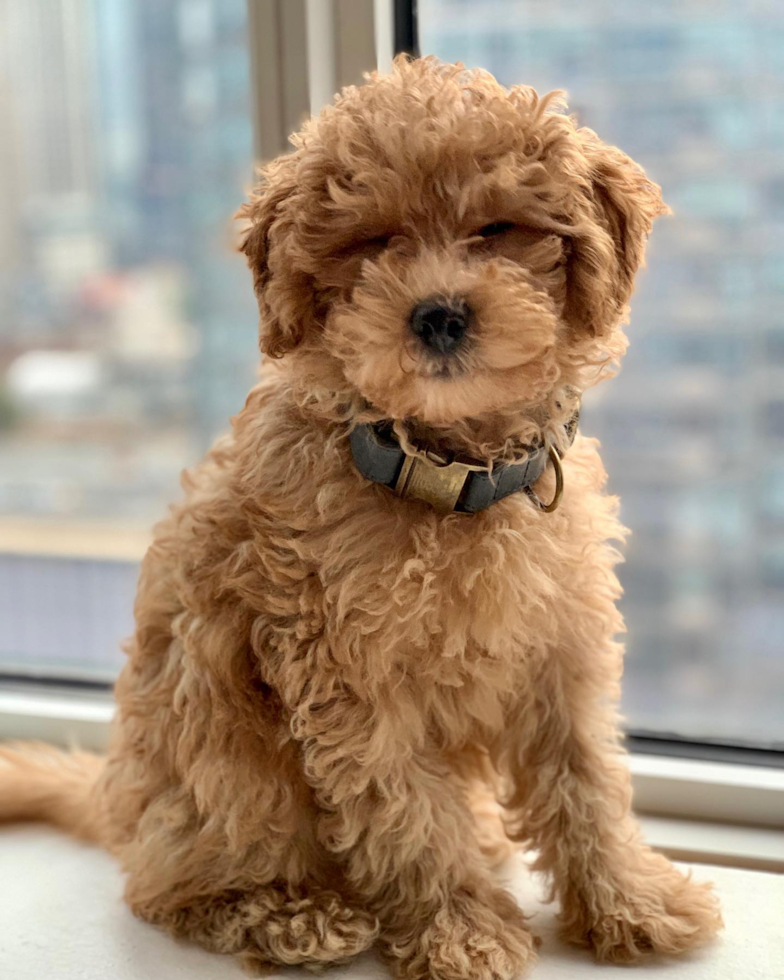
498,651,722,962
291,683,537,980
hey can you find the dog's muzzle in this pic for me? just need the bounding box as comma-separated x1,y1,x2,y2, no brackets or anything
349,409,579,516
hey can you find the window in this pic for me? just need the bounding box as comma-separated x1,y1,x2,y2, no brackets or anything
419,0,784,749
0,0,257,681
1,0,781,763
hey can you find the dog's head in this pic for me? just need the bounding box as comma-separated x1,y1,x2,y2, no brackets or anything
239,57,666,457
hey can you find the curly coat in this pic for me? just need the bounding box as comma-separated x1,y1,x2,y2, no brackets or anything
0,58,721,979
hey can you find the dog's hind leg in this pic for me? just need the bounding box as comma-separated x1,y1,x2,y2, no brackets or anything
114,775,379,973
142,882,379,974
102,630,378,971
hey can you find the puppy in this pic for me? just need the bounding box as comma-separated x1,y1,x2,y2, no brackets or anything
0,57,721,979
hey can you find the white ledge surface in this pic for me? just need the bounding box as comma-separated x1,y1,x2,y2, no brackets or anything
0,826,781,979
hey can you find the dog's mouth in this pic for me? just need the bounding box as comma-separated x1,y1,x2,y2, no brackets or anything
418,355,470,382
404,333,473,382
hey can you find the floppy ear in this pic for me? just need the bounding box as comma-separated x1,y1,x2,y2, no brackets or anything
237,153,312,358
566,132,668,337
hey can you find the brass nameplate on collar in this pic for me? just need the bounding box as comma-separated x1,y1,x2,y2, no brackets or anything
394,451,486,514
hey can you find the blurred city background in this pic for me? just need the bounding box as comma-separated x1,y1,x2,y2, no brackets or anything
0,0,782,747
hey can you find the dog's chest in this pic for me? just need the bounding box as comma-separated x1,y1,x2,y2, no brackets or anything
304,501,564,682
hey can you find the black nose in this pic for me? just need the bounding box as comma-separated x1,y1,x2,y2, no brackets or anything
409,299,469,354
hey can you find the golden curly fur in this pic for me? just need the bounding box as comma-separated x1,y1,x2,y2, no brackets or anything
0,58,722,978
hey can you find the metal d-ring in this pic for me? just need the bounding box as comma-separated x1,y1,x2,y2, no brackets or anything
526,445,564,513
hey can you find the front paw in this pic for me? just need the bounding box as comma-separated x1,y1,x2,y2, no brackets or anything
562,857,723,962
384,885,537,980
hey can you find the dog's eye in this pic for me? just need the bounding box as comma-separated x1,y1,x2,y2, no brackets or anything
363,235,392,251
475,221,516,238
335,235,392,259
355,235,392,250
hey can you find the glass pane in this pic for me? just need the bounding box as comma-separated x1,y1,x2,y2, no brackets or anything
420,0,784,747
0,0,257,681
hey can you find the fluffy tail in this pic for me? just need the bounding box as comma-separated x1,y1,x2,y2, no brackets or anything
0,742,105,844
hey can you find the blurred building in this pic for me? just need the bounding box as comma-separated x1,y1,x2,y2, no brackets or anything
0,0,257,522
0,0,105,345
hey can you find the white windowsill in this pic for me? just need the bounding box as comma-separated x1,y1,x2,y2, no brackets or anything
640,815,784,873
1,826,781,980
0,686,114,749
1,686,782,872
629,752,784,829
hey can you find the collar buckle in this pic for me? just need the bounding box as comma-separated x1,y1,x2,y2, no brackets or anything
394,446,486,514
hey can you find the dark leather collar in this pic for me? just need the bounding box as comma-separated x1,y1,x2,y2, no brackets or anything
349,410,579,515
